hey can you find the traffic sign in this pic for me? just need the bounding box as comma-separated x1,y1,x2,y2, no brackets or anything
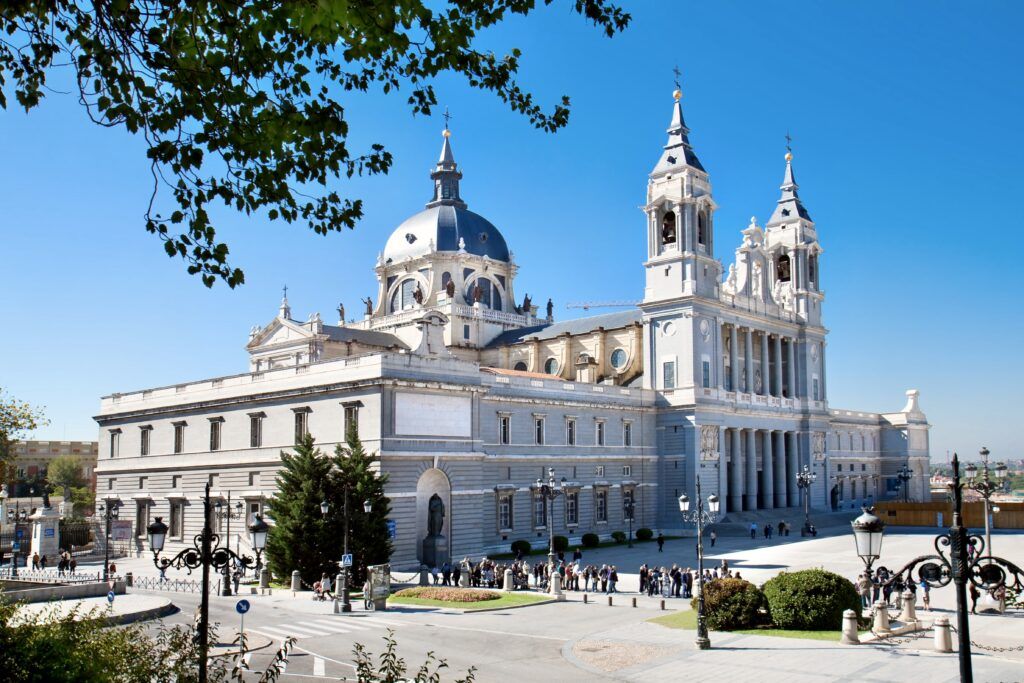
386,519,396,539
107,591,116,604
341,554,353,567
235,599,250,614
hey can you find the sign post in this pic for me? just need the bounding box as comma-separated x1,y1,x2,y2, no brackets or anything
107,591,116,614
236,599,250,650
341,554,353,568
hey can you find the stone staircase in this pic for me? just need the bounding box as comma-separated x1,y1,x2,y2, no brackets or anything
711,506,855,536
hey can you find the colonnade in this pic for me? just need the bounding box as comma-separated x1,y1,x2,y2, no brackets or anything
723,427,800,512
721,323,798,398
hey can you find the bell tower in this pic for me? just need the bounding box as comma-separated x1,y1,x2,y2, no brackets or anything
643,83,721,305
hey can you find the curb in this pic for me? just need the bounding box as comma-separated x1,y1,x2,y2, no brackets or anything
104,600,179,626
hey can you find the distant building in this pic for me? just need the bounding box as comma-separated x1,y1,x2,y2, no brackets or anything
6,440,98,496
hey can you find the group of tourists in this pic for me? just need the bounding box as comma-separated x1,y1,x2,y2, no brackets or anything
749,521,793,540
856,566,930,611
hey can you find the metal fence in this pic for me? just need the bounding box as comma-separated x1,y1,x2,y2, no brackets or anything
130,575,210,593
0,568,105,584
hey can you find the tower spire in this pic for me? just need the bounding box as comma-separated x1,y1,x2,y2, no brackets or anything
652,69,704,175
279,284,291,319
427,109,466,209
767,138,811,225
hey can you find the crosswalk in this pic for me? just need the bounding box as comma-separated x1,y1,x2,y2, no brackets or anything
249,616,408,643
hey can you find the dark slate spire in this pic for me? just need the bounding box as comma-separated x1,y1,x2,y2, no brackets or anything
652,86,705,175
767,148,812,225
427,121,467,210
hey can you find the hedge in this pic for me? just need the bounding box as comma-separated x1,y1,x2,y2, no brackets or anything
510,539,531,556
611,531,627,543
553,535,569,552
581,533,600,548
636,528,654,541
762,569,861,630
692,578,766,631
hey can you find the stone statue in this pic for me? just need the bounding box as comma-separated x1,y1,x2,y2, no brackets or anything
337,302,345,323
472,283,482,303
522,293,531,313
413,284,424,305
41,485,51,509
700,425,720,460
546,298,554,319
751,262,762,297
427,494,445,537
445,278,455,298
724,264,737,294
362,296,373,316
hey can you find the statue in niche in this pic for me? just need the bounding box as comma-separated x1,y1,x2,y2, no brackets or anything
427,494,445,537
754,369,763,393
413,284,424,305
362,297,373,316
445,278,455,298
751,262,762,297
700,425,720,459
472,283,483,303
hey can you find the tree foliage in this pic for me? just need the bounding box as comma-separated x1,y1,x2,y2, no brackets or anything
352,629,476,683
0,387,48,486
47,455,85,496
333,423,391,587
761,568,862,630
691,578,767,631
0,1,630,287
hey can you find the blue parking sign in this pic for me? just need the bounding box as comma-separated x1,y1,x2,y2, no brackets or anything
235,599,250,614
107,591,116,604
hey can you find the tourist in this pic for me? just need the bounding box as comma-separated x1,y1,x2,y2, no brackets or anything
749,523,757,539
970,583,981,614
778,521,785,537
32,552,40,571
431,565,440,585
609,566,618,593
232,568,241,595
672,566,682,598
321,573,334,599
363,578,372,610
69,557,77,575
639,563,648,594
709,530,717,547
920,579,931,611
682,568,693,598
452,561,461,587
441,561,451,586
657,532,665,552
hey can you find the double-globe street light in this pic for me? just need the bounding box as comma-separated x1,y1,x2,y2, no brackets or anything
894,464,913,503
98,499,124,582
965,446,1006,558
678,478,720,651
625,498,635,548
147,483,269,683
536,468,565,578
796,465,817,535
321,493,373,613
214,496,244,596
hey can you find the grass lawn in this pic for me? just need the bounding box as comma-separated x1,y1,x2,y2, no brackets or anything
387,592,550,610
648,609,853,641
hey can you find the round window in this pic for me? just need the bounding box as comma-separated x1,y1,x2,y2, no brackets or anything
544,358,559,375
662,321,676,337
610,348,627,370
513,361,528,372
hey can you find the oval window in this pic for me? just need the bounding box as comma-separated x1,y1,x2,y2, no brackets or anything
610,348,627,370
544,358,559,375
513,361,528,371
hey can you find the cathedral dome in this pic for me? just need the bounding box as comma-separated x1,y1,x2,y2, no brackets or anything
382,204,510,262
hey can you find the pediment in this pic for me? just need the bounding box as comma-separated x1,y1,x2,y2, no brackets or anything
247,317,314,351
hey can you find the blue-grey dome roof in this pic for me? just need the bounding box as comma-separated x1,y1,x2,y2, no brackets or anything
383,204,510,262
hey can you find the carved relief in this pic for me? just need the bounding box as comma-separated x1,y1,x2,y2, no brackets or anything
700,425,720,461
699,318,710,341
812,431,826,460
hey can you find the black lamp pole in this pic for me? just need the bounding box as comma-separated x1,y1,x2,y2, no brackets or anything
342,487,351,613
100,499,121,582
949,456,974,683
678,479,720,651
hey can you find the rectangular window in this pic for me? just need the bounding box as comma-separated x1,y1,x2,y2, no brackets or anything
249,414,263,448
139,476,147,489
595,489,608,523
623,422,632,447
595,465,605,477
596,421,606,446
812,377,820,401
533,495,547,528
209,420,222,452
171,475,181,489
666,361,678,389
344,405,360,438
837,464,842,472
248,500,262,520
172,423,186,454
169,501,184,539
623,488,635,521
623,465,632,477
862,463,867,471
535,418,545,445
108,478,116,491
248,472,259,487
498,415,511,445
109,430,121,459
293,409,309,444
135,502,149,539
566,418,576,446
463,325,470,340
208,473,218,488
140,427,151,456
701,360,710,388
498,494,513,531
565,491,579,526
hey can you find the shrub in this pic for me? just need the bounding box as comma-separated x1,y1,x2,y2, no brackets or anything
393,587,500,603
581,533,600,548
611,530,627,543
691,578,766,631
636,528,654,541
553,535,569,552
511,539,531,555
762,569,861,630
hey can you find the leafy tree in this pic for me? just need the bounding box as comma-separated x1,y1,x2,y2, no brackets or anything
0,387,48,488
0,1,630,288
47,455,85,498
332,424,391,586
353,630,475,683
265,434,342,584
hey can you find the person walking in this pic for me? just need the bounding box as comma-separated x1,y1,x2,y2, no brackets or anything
970,583,981,614
749,523,757,540
32,552,40,571
609,566,618,593
441,561,452,586
657,533,665,552
920,579,931,611
452,562,461,587
709,530,717,547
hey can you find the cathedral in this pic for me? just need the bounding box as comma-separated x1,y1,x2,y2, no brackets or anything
94,89,931,568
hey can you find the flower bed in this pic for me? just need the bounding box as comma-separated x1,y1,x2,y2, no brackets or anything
392,587,501,603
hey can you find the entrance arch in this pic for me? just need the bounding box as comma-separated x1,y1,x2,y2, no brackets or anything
416,468,451,565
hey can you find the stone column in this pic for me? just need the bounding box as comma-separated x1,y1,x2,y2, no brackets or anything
729,428,742,513
773,334,783,398
820,343,827,400
773,430,788,508
720,324,728,390
744,327,753,394
787,337,797,398
786,431,799,507
728,325,738,392
745,429,758,511
761,430,774,511
759,332,769,396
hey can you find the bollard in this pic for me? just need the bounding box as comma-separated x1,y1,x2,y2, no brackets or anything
632,597,637,608
933,616,953,653
583,593,588,604
660,599,665,611
607,595,613,606
260,567,270,589
504,569,515,593
291,570,301,592
872,600,891,634
550,573,565,601
898,591,917,624
840,609,860,645
125,572,133,587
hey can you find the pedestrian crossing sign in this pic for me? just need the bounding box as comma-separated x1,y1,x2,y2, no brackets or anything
341,554,353,567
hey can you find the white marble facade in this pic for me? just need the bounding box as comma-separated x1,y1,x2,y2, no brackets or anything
95,91,930,569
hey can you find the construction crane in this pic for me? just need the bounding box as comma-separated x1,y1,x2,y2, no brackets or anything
565,301,638,311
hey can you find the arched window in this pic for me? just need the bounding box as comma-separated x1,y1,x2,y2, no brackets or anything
697,211,708,247
661,211,677,245
441,271,452,293
513,361,528,372
808,255,817,288
777,254,792,282
466,278,502,311
390,279,418,312
544,358,559,375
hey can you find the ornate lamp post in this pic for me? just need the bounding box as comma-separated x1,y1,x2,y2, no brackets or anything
851,507,885,574
678,479,720,650
964,447,1006,558
796,465,817,534
625,498,635,548
147,483,266,683
98,499,123,582
895,464,913,503
535,468,564,575
214,496,244,596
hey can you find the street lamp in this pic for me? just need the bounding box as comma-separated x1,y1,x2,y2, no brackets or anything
214,495,244,596
796,465,817,535
965,446,1006,557
98,499,123,582
851,507,885,574
678,479,720,650
535,468,564,581
895,464,913,503
625,498,635,548
147,483,264,683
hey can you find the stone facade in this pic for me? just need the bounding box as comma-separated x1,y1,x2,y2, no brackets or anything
94,90,930,569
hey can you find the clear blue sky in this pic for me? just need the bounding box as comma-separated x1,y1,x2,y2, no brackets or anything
2,2,1020,462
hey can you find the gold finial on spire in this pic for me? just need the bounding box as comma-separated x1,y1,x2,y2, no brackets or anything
672,65,682,100
785,131,793,161
442,106,452,137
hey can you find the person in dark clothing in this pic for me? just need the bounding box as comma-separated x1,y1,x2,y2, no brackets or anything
970,583,981,614
657,533,665,552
